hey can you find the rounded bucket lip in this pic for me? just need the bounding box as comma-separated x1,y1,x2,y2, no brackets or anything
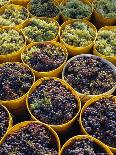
60,135,113,155
26,77,81,132
0,120,61,155
62,54,116,98
79,95,116,152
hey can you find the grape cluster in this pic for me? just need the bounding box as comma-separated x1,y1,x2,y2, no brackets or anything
22,43,66,72
0,63,34,100
61,21,96,47
0,104,9,140
95,28,116,56
93,0,116,18
0,5,29,27
0,29,25,55
60,0,92,19
0,122,58,155
0,0,8,7
29,0,59,18
28,79,78,125
82,96,116,148
64,55,116,95
23,18,58,42
62,138,108,155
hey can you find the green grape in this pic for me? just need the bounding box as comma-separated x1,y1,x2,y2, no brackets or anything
95,28,116,56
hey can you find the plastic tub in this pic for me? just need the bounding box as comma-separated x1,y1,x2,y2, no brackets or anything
21,41,68,78
0,104,12,144
62,54,116,102
60,19,97,56
21,17,60,44
93,0,116,28
0,4,30,29
60,135,113,155
0,62,35,114
0,26,26,63
27,1,60,21
93,26,116,66
79,95,116,153
26,77,81,133
0,121,60,154
60,0,93,22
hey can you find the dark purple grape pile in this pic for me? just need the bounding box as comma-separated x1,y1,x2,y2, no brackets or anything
0,63,34,100
82,96,116,148
22,43,66,72
0,104,9,140
0,122,58,155
62,138,108,155
28,79,78,125
64,55,116,95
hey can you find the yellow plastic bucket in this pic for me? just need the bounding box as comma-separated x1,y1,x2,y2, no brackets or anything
62,54,116,103
60,0,93,22
93,26,116,66
79,95,116,153
0,104,12,144
10,0,30,7
0,121,61,154
0,62,35,114
26,77,81,133
0,26,26,63
60,19,97,56
21,41,68,78
27,1,60,21
60,135,113,155
93,0,116,28
0,4,30,29
21,17,60,44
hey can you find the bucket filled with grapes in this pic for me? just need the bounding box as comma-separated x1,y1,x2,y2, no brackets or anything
94,26,116,66
0,62,35,114
0,104,12,144
93,0,116,28
62,54,116,102
60,135,113,155
0,4,30,28
0,27,26,62
22,17,59,43
0,121,60,155
60,0,92,22
27,0,60,20
26,77,81,132
80,95,116,152
21,41,68,78
60,20,97,56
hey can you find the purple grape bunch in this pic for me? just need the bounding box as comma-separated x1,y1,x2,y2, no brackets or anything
0,63,34,100
0,122,58,155
82,96,116,148
28,79,79,125
0,104,9,140
22,43,66,72
62,137,108,155
63,55,116,95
